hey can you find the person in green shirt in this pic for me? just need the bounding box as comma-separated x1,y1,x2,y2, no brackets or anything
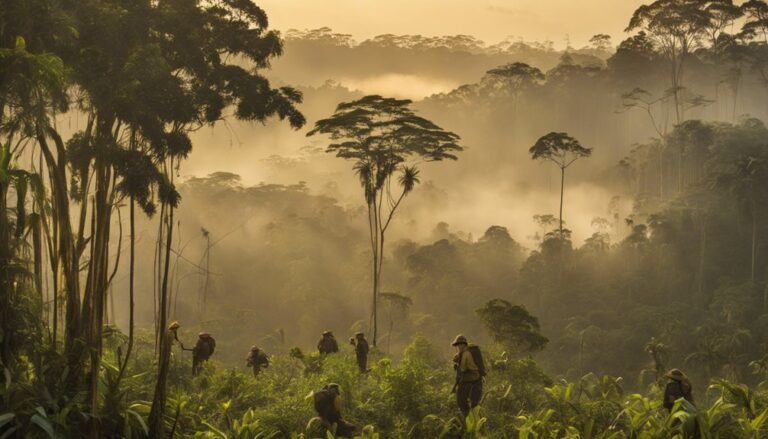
451,334,483,417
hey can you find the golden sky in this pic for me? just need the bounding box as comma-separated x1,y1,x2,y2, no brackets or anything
260,0,646,48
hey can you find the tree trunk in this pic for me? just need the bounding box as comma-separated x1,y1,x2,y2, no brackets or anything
371,202,379,347
752,204,757,284
118,196,135,382
559,167,565,235
37,128,83,395
697,217,707,298
149,200,175,437
0,176,12,368
32,214,43,319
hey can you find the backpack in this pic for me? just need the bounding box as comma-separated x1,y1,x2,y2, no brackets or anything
467,345,487,378
313,389,335,417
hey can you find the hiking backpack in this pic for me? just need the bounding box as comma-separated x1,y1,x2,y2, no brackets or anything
313,389,335,416
467,345,487,377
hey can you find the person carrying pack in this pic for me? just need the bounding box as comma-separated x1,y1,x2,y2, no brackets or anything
312,383,357,437
350,332,370,373
663,368,694,412
451,334,485,418
246,345,269,377
317,330,339,354
192,332,216,375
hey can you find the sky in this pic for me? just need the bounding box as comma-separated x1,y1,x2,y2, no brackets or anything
259,0,647,48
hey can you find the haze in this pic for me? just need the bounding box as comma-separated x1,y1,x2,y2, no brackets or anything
260,0,645,50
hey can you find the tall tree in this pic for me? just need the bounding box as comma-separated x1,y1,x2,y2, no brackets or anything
627,0,713,124
308,95,462,346
529,132,592,235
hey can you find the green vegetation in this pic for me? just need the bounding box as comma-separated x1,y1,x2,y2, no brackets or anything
6,331,768,438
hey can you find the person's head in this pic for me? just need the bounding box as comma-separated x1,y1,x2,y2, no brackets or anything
322,330,332,338
355,332,364,339
325,383,341,395
451,334,468,352
251,345,259,352
665,368,687,382
199,332,210,339
168,321,180,331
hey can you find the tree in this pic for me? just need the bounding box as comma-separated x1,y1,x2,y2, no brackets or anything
476,299,548,355
589,34,613,52
627,0,713,123
308,95,462,346
0,35,67,369
485,62,545,102
715,155,768,283
529,132,592,235
379,291,412,354
741,0,768,43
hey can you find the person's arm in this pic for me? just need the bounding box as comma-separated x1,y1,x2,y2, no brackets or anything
663,383,675,410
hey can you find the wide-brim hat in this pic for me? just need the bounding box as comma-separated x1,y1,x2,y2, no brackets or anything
451,334,468,346
251,345,259,351
168,321,180,330
199,332,210,337
665,368,687,381
355,332,364,337
322,330,333,336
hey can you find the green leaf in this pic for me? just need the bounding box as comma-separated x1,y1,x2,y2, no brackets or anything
30,414,55,439
0,413,15,430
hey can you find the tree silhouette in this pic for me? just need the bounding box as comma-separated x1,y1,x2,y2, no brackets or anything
627,0,713,123
529,132,592,235
476,299,548,355
308,95,462,346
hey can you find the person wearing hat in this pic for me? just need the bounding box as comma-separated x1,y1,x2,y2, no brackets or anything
452,334,483,417
663,368,694,412
317,330,339,355
246,345,270,377
192,332,216,375
312,383,357,437
349,332,370,373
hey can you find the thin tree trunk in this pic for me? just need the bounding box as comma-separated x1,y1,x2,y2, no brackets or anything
697,216,707,298
149,185,176,437
559,167,565,235
751,203,757,283
202,233,210,319
117,196,135,382
32,214,43,317
371,198,379,347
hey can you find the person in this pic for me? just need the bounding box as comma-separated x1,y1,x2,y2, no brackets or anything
663,368,694,412
317,330,339,354
192,332,216,375
246,345,269,377
312,383,356,437
452,334,483,418
349,332,369,373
